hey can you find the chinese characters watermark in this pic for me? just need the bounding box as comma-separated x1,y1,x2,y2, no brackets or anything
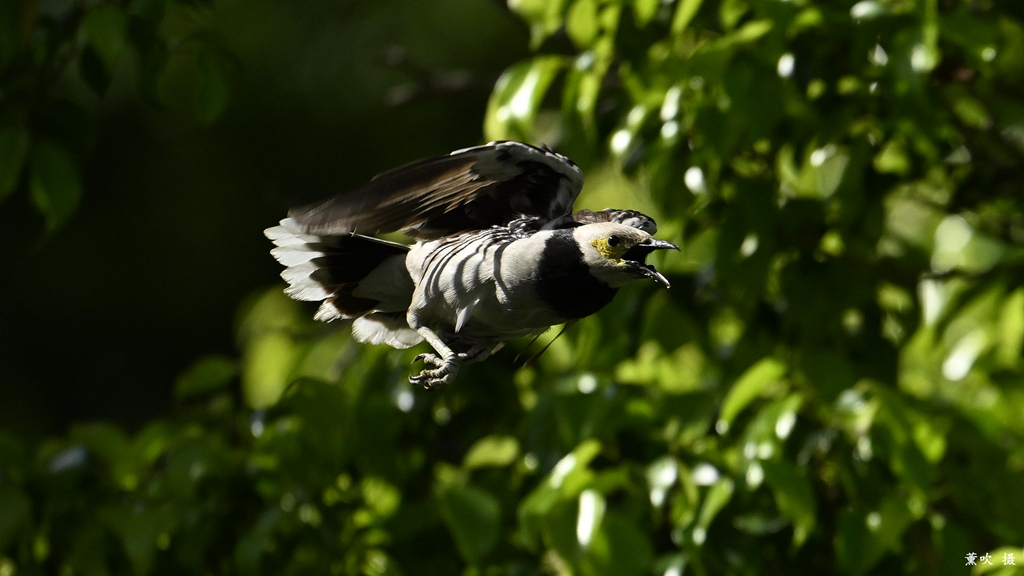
965,551,1015,566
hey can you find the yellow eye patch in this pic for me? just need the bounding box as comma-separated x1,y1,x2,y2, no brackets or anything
590,236,629,261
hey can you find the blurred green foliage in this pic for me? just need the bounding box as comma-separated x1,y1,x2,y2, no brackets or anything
1,0,225,232
3,0,1024,575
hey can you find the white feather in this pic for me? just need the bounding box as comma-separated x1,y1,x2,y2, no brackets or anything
271,245,324,267
314,302,344,322
455,299,479,332
286,283,331,302
264,219,334,302
352,314,422,348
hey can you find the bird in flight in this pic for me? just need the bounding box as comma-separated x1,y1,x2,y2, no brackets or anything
266,141,677,388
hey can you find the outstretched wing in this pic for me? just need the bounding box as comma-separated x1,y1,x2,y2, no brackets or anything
288,141,585,239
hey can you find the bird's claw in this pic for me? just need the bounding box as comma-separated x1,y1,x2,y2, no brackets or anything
410,355,460,389
413,352,443,367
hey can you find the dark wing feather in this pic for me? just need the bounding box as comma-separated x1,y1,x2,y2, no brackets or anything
289,141,585,239
572,208,658,234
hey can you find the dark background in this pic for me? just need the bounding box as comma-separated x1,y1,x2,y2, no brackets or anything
0,0,526,436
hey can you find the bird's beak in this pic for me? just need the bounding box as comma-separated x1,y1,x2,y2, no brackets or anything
644,238,679,252
625,238,678,288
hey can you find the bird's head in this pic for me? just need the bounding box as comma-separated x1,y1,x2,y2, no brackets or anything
572,223,678,288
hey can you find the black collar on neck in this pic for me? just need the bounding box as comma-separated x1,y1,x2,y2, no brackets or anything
535,229,617,320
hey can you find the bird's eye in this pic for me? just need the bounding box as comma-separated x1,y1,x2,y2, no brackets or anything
607,235,621,248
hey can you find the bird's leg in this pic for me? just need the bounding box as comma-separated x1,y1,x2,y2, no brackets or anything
410,327,461,389
451,336,495,365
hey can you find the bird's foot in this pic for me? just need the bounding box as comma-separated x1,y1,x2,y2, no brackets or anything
457,342,491,364
410,353,460,389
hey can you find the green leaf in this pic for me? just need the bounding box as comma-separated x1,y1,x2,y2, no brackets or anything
691,478,734,544
836,497,915,575
518,440,603,548
437,485,501,565
175,354,237,400
671,0,704,35
463,435,520,469
698,19,774,54
997,288,1024,367
484,56,564,142
645,455,679,508
0,484,31,551
575,488,606,550
580,512,654,576
632,0,659,27
761,459,816,546
0,125,28,202
196,49,230,123
242,331,301,408
948,89,992,129
717,358,787,433
133,21,170,107
29,140,82,233
234,508,283,574
101,504,177,576
128,0,167,23
362,477,401,519
873,138,911,175
850,0,887,21
508,0,572,48
84,4,129,92
567,0,600,48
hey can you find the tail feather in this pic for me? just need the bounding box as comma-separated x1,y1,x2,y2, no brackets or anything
265,218,413,321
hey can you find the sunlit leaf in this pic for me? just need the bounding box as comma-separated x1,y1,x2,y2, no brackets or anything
690,478,734,545
463,435,520,469
717,358,787,433
997,288,1024,367
567,0,599,48
518,440,603,548
242,332,302,408
508,0,572,48
485,56,565,142
632,0,659,27
874,138,911,175
671,0,704,35
580,512,653,576
699,19,773,53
